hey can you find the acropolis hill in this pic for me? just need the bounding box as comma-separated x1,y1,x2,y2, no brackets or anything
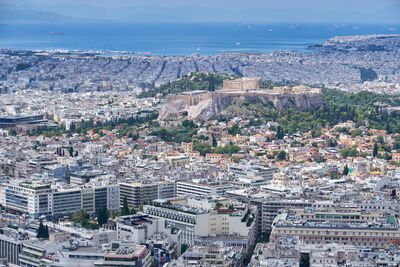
158,77,327,122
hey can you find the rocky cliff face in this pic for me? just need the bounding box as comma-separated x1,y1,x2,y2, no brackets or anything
158,90,327,122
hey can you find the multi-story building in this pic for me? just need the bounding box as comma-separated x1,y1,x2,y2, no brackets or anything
143,204,197,245
228,164,278,180
176,181,233,198
1,181,53,217
119,181,175,209
270,209,400,249
1,180,119,218
19,240,52,267
143,201,255,251
116,214,180,249
166,156,189,168
0,232,22,265
94,241,152,267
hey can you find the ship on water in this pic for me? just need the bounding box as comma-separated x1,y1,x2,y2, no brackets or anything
50,32,64,35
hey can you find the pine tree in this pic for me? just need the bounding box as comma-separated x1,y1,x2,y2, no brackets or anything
121,197,130,216
343,164,349,176
373,142,378,158
44,225,49,238
37,221,47,239
97,205,109,225
212,134,217,147
276,126,284,139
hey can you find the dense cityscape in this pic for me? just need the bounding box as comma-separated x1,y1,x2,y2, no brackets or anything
1,1,400,265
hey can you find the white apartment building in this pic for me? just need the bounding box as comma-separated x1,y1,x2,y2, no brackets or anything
176,181,233,198
1,180,120,218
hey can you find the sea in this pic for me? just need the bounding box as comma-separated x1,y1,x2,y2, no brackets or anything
0,23,399,55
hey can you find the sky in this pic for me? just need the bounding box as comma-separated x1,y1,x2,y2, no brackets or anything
1,0,400,23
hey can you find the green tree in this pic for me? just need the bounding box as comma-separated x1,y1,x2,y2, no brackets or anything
181,244,189,254
276,150,286,161
69,147,74,157
276,125,284,139
212,134,217,147
377,135,385,145
44,225,49,238
36,221,48,239
8,128,17,136
351,128,362,137
228,124,241,136
343,164,349,176
214,203,223,210
97,205,109,225
326,138,337,147
373,142,378,158
121,197,130,216
394,142,400,150
300,253,310,267
340,148,359,158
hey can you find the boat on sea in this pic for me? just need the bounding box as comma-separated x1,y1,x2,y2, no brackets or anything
50,32,64,35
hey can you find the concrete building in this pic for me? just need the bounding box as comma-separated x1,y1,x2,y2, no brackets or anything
119,181,175,209
94,241,151,267
0,232,22,265
176,181,233,198
1,181,53,217
270,209,400,249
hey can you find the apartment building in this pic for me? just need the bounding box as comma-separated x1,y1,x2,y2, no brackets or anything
1,180,120,218
143,201,255,250
270,209,400,249
119,181,175,209
1,181,54,217
176,181,233,198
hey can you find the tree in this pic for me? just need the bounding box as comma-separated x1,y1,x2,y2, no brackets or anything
351,128,362,137
69,147,74,157
214,203,223,210
373,142,378,158
326,138,337,147
377,135,385,145
121,196,130,216
276,150,286,161
37,221,48,239
343,164,349,176
44,225,49,239
228,124,241,136
276,126,284,139
8,128,17,136
212,134,217,147
300,253,310,267
97,205,109,225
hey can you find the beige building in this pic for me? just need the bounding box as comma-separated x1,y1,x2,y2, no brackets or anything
223,77,260,90
182,142,193,155
270,209,400,249
166,155,190,167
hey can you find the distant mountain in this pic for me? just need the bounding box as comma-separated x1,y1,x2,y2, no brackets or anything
0,9,75,23
0,0,399,24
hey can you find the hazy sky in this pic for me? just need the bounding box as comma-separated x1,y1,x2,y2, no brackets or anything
2,0,400,23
